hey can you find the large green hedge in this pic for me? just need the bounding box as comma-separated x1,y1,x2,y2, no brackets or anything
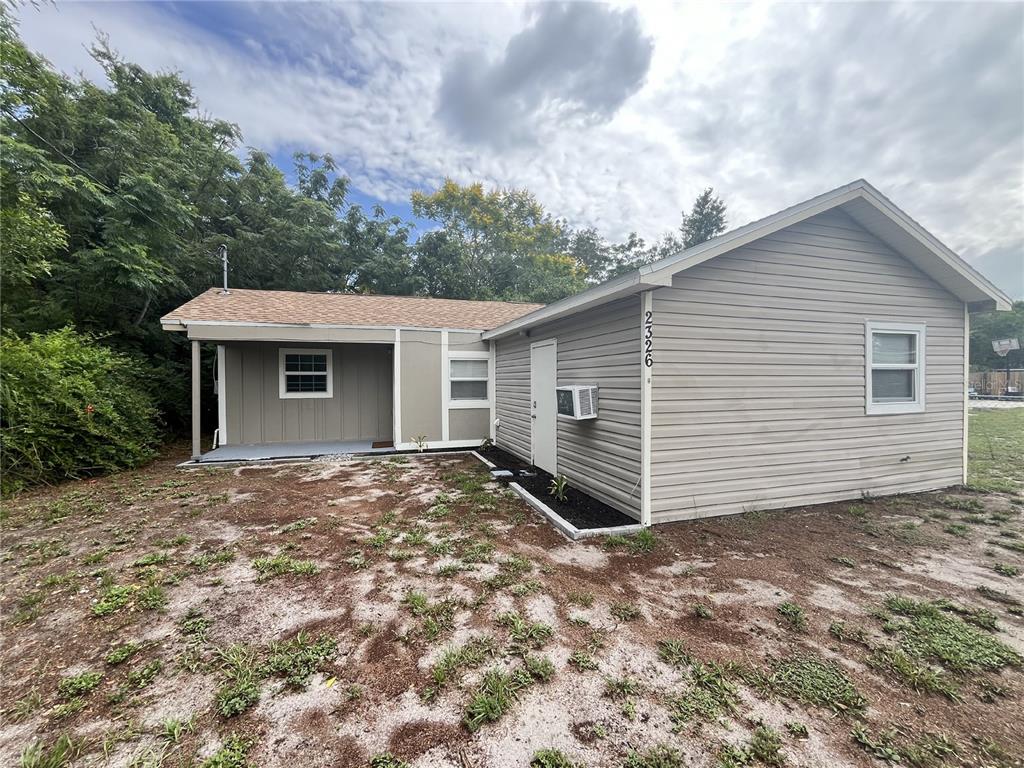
1,328,160,494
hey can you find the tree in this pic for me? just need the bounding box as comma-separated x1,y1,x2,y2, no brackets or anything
970,301,1024,370
680,187,727,248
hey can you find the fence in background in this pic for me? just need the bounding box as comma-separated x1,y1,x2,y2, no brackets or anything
970,369,1024,397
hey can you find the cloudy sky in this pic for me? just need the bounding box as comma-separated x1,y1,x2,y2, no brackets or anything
14,1,1024,297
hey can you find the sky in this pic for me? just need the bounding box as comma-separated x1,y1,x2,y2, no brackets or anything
14,1,1024,298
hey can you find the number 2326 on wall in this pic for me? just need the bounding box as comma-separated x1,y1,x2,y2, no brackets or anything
644,310,654,368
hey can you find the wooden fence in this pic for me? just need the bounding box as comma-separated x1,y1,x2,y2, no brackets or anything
970,369,1024,396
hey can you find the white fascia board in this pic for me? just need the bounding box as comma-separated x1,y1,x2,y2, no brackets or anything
174,319,490,334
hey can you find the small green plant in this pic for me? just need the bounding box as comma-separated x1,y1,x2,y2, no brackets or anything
413,434,428,452
692,602,713,619
548,474,569,503
993,562,1020,577
748,726,785,766
757,654,867,714
943,523,969,538
279,517,317,533
251,554,318,582
530,749,581,768
777,601,807,631
623,744,684,768
656,639,690,667
829,555,856,567
785,721,809,738
566,590,594,607
57,671,102,699
569,650,599,671
604,675,643,699
18,734,81,768
463,666,534,731
11,689,43,721
105,642,143,666
369,753,410,768
200,733,252,768
611,602,642,622
497,611,553,653
265,632,337,688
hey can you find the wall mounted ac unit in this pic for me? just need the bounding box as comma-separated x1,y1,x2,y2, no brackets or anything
556,385,598,420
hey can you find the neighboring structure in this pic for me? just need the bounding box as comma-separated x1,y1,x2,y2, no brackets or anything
163,179,1010,524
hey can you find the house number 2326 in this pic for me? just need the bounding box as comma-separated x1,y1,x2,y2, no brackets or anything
643,310,654,367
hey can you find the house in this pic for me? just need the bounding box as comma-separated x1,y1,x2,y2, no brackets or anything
162,179,1011,524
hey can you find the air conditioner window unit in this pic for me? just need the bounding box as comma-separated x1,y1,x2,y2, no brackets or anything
556,384,598,420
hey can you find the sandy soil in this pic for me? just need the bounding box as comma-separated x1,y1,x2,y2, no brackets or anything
1,447,1023,768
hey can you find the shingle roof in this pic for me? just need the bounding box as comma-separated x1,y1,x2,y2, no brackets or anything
161,288,544,331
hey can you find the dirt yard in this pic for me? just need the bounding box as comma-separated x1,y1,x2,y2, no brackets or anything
2,409,1022,768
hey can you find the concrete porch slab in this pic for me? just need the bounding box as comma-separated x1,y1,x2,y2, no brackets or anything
196,439,393,463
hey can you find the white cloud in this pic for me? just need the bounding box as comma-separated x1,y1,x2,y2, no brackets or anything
13,1,1023,297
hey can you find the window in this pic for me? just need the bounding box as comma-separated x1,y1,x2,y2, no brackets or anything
865,322,925,415
449,356,489,406
279,348,333,399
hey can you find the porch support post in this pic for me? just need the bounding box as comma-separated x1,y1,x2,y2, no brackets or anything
640,291,653,526
191,339,201,459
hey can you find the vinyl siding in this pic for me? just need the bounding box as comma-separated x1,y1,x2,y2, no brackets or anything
223,342,393,444
494,297,642,518
650,209,966,523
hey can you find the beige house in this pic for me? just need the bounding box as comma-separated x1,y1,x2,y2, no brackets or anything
163,179,1010,524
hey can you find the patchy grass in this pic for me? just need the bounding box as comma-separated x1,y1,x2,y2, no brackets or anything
250,554,318,581
968,408,1024,493
776,601,807,631
746,654,867,715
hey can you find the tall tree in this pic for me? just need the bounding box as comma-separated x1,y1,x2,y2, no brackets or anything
680,187,727,248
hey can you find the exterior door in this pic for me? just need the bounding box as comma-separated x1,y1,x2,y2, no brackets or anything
530,340,557,474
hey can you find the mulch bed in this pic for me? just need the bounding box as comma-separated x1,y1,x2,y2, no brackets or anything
478,445,637,530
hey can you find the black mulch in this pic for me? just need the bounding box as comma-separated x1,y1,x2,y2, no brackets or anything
478,446,637,530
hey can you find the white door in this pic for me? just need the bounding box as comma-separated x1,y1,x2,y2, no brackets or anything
530,340,557,474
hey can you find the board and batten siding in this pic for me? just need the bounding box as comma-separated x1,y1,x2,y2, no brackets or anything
223,342,393,444
649,209,966,523
494,297,643,519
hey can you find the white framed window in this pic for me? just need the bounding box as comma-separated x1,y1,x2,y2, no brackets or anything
448,353,489,408
865,322,925,415
279,348,333,399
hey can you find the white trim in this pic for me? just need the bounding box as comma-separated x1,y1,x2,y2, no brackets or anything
446,350,492,410
216,344,227,446
640,291,653,527
865,321,926,415
440,330,450,442
393,329,402,448
963,305,969,485
488,340,497,442
278,348,333,399
529,338,557,469
483,180,1011,341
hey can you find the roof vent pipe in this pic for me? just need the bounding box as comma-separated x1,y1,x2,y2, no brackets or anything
218,244,229,295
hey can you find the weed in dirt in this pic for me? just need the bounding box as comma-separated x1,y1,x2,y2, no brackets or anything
119,659,161,695
851,725,957,766
424,635,497,699
200,734,252,768
13,591,44,624
279,517,317,533
265,632,337,688
404,591,460,640
525,653,556,681
530,749,582,768
692,602,713,619
943,522,970,538
753,654,867,714
569,651,599,671
498,610,553,653
161,716,195,744
566,590,594,608
57,671,102,699
19,734,80,768
657,639,691,668
131,551,170,568
50,698,86,719
214,645,263,718
568,615,591,627
91,583,166,617
828,621,869,645
604,675,643,699
993,562,1020,577
105,642,143,666
748,726,785,766
666,661,738,728
437,563,463,577
939,496,984,512
251,554,318,581
369,755,409,768
180,608,213,641
11,690,43,721
777,601,808,631
879,596,1021,673
460,538,496,563
829,556,856,567
611,602,642,622
189,549,235,570
785,721,809,739
82,546,115,565
868,646,960,701
603,530,656,554
463,666,535,731
623,744,684,768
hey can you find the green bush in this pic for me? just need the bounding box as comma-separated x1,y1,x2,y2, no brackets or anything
1,328,159,493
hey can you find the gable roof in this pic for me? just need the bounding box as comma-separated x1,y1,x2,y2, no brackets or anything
483,179,1012,341
161,288,543,332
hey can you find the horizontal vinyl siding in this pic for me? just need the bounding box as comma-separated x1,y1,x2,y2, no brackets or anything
494,297,642,518
650,209,965,523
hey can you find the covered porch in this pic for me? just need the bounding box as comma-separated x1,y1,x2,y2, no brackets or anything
194,438,395,463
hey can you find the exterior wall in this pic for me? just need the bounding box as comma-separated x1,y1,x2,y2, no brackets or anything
649,209,966,523
494,297,642,519
450,408,490,440
223,342,393,444
399,331,442,443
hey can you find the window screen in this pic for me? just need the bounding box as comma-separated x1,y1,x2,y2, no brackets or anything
449,357,488,401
